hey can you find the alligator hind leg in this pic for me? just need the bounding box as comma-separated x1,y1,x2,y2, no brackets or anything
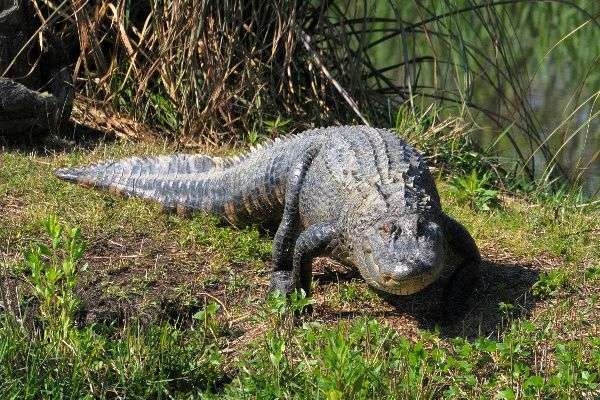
441,215,481,319
269,146,321,296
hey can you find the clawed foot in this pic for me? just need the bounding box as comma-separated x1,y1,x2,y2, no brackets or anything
269,270,295,296
268,271,313,315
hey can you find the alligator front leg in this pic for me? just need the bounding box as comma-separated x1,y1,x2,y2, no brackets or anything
441,214,481,318
269,146,320,296
292,223,336,297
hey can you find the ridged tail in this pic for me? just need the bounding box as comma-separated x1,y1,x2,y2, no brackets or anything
55,133,319,224
54,154,233,213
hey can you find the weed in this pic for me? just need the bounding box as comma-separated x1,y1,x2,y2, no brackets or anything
498,302,515,329
193,302,222,337
264,116,291,137
448,170,500,211
327,281,378,309
585,265,600,281
260,289,314,326
532,269,570,298
25,215,85,342
149,91,179,132
394,105,432,140
498,301,515,316
246,129,261,145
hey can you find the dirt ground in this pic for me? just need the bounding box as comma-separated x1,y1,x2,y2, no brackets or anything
0,228,560,345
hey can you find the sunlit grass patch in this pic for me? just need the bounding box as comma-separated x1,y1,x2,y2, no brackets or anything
185,214,272,266
324,281,380,310
0,217,226,398
1,139,599,399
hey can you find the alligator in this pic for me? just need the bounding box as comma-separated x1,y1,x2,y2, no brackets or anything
0,0,73,137
55,126,481,313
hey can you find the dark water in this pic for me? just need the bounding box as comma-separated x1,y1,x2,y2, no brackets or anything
348,1,600,196
522,67,600,196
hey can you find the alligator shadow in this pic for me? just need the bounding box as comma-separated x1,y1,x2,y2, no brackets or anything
317,258,540,339
0,121,112,154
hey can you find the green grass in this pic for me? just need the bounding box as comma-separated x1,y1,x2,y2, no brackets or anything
0,216,224,398
1,140,599,398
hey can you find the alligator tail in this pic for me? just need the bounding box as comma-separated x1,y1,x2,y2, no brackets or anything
54,154,234,214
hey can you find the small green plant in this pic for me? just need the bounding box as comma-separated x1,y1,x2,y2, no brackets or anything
327,282,377,308
498,302,514,315
289,289,314,314
532,269,570,298
193,301,222,336
338,282,362,303
394,105,431,139
448,169,500,211
498,301,515,322
393,104,500,179
264,116,291,137
246,119,285,145
585,265,600,281
25,216,86,342
246,129,261,145
149,92,179,131
262,289,314,320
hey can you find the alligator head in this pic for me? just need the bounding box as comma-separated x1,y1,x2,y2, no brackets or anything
345,179,447,295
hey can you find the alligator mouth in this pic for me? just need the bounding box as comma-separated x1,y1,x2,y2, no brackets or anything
361,247,443,295
377,265,443,295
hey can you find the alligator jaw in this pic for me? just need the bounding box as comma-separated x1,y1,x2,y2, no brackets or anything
54,168,80,182
379,266,443,295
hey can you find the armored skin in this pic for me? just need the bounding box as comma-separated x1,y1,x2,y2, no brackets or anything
55,126,481,310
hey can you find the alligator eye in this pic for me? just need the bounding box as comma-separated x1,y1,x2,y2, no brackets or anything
380,222,393,234
380,222,400,237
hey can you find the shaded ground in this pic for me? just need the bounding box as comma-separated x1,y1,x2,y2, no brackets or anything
0,229,551,344
76,232,267,329
311,251,544,339
0,122,112,155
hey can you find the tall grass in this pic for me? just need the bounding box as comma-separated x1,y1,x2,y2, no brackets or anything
27,0,600,192
34,0,344,144
328,0,600,190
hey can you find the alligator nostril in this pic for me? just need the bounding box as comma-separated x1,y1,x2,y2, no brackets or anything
381,274,395,285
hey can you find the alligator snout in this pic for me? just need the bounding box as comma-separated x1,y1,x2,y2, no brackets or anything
377,262,442,295
380,262,434,285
